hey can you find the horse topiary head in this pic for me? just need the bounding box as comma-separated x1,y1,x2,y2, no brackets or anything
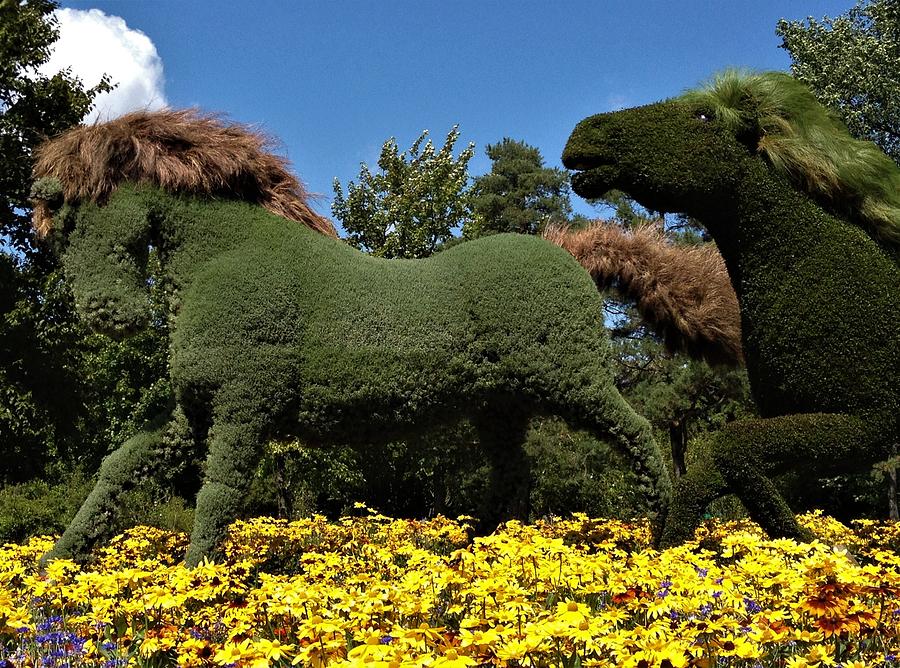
563,70,900,249
30,109,338,336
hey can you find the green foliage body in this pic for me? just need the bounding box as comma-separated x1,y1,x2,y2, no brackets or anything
467,138,572,237
777,0,900,163
332,131,638,524
48,184,669,564
563,71,900,545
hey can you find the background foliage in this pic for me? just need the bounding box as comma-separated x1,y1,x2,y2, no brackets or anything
332,127,475,258
777,0,900,163
0,0,895,543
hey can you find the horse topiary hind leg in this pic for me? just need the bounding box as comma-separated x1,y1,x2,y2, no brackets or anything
551,380,671,540
711,413,883,542
658,462,726,548
43,410,179,564
185,394,269,567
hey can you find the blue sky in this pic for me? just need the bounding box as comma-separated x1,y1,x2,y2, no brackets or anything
57,1,853,223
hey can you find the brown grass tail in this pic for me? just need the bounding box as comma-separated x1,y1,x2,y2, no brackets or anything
544,221,743,367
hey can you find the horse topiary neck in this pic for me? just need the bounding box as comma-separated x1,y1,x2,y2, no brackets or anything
64,184,330,336
699,159,900,419
697,161,831,300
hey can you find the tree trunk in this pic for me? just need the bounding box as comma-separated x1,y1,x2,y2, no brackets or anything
273,451,293,519
670,418,688,479
889,443,899,521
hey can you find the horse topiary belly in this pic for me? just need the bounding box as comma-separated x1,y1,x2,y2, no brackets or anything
170,232,612,437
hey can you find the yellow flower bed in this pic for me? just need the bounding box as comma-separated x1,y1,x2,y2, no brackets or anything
0,508,898,668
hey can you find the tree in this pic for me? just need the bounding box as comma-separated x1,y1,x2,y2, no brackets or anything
0,0,113,482
1,0,111,257
622,355,752,479
777,0,900,162
466,138,572,238
332,127,475,259
0,1,170,490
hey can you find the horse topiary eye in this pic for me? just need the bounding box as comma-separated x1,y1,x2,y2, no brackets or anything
697,112,713,122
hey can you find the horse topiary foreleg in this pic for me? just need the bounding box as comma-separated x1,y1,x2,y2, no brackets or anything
553,381,672,542
602,396,671,541
185,397,268,567
711,413,884,542
43,412,173,564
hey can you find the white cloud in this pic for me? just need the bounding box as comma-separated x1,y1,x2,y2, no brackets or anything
39,8,167,121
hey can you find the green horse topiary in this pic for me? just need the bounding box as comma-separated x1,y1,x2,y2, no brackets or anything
32,110,687,565
563,70,900,546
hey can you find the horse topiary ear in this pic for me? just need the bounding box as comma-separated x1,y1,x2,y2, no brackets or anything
30,175,63,202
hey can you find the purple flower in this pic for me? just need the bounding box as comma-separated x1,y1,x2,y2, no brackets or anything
37,616,63,632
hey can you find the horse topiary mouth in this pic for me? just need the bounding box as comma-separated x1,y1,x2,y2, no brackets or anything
570,164,620,200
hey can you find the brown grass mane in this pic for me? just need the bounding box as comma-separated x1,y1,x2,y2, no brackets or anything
544,221,744,367
31,109,337,238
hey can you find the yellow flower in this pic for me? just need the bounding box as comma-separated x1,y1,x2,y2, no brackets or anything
654,644,691,668
432,648,476,668
786,657,809,668
495,638,534,663
716,636,760,660
214,639,254,665
254,637,295,661
554,599,590,624
399,622,445,652
1,510,899,668
178,637,215,668
459,626,501,650
143,585,179,609
804,644,835,667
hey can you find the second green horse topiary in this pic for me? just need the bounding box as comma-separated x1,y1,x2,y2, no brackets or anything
564,70,900,545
